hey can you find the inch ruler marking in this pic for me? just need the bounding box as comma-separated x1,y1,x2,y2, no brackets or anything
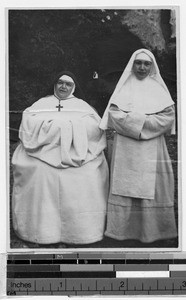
7,277,186,295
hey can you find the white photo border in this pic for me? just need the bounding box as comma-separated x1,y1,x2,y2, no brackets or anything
5,4,182,253
1,1,186,300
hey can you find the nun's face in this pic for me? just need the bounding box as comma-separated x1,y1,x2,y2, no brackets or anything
54,78,75,99
132,59,152,80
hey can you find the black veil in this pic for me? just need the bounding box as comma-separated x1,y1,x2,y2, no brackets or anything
44,71,86,100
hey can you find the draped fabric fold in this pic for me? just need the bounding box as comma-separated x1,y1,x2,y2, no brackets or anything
19,110,105,168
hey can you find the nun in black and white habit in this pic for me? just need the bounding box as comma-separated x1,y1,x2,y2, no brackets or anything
100,49,178,244
12,71,109,245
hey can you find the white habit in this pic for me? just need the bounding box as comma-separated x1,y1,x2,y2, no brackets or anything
12,96,109,244
100,49,178,243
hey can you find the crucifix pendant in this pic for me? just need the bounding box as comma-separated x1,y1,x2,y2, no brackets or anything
56,102,63,111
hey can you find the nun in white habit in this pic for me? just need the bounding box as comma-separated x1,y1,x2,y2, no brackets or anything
12,71,109,245
100,49,178,244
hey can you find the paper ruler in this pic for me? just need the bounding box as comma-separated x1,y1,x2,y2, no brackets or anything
7,252,186,296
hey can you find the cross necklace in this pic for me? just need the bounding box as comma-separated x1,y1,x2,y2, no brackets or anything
55,96,75,111
56,101,63,111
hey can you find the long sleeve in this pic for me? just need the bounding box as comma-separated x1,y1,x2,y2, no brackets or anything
140,106,175,139
108,105,175,140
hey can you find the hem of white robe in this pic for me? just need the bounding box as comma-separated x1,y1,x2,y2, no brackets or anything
108,199,175,208
104,231,178,244
104,203,177,243
14,231,104,245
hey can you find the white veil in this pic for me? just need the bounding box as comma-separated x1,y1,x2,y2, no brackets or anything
99,48,175,131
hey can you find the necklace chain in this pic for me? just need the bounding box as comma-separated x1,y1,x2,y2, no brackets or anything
54,95,75,101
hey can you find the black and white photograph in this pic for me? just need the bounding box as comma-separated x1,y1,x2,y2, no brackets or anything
8,6,180,251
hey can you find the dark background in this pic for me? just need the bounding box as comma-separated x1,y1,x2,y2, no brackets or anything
9,9,178,248
9,9,177,140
